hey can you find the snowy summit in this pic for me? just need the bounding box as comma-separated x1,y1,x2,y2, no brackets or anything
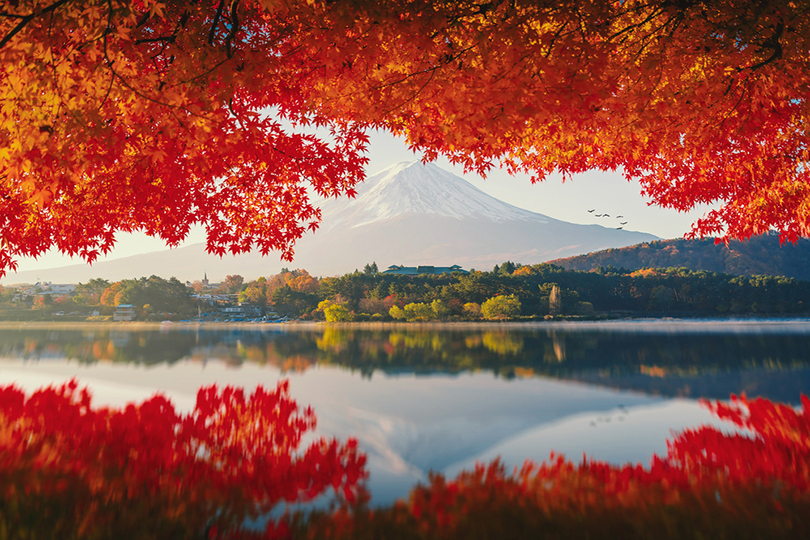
318,161,546,231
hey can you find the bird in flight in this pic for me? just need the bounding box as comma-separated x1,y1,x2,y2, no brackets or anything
616,226,623,230
616,215,624,218
603,214,610,217
620,221,628,225
588,209,595,213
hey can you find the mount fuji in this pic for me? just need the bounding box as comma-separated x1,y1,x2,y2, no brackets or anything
3,162,658,282
284,161,658,273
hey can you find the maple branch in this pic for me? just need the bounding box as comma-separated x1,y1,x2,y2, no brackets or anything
608,3,668,42
136,35,177,44
0,0,74,50
135,9,189,45
382,67,436,116
224,0,241,59
208,0,226,46
742,22,784,71
543,20,571,58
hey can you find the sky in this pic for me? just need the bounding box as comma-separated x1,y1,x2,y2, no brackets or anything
10,129,715,274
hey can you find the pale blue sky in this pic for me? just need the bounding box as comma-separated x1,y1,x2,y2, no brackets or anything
11,130,713,274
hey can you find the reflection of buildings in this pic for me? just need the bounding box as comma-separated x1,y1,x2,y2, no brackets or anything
222,304,263,318
108,330,132,348
113,304,136,321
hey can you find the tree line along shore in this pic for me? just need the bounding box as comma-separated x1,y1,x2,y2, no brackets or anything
2,262,810,323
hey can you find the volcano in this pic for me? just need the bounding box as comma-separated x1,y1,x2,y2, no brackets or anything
284,161,658,274
3,162,658,282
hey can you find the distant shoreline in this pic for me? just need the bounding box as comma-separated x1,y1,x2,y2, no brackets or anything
3,317,810,332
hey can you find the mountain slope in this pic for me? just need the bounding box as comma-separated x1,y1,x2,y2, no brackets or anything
279,161,657,273
549,235,810,280
3,162,658,283
319,161,545,229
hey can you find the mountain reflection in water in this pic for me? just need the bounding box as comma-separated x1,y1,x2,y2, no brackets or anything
0,320,809,403
1,320,809,505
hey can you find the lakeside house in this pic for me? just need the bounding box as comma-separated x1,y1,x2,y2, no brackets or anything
113,304,136,321
382,265,469,276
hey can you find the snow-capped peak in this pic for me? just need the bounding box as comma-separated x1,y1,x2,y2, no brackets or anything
318,161,548,231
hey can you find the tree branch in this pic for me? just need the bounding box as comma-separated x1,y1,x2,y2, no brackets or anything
0,0,74,50
208,0,226,46
743,22,784,71
224,0,240,58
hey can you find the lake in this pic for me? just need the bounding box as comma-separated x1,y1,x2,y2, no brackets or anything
1,319,808,506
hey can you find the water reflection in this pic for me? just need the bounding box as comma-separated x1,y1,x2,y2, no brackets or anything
1,320,810,402
1,320,808,506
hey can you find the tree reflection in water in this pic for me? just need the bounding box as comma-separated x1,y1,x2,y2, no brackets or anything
1,322,810,403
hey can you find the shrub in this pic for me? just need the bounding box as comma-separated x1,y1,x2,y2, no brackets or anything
431,299,450,320
403,302,435,322
481,295,521,320
324,304,352,322
574,301,595,316
462,302,482,319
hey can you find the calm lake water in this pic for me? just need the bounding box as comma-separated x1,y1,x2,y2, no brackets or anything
1,319,809,506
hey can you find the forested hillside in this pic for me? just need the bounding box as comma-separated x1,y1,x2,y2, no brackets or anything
311,264,810,319
549,234,810,280
5,263,810,322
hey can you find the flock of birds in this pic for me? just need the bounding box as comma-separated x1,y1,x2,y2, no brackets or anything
588,208,628,229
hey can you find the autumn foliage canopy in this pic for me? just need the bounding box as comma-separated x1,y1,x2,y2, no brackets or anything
2,0,810,275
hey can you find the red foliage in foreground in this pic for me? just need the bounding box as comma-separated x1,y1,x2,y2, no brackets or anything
296,394,810,540
0,379,366,539
0,380,808,539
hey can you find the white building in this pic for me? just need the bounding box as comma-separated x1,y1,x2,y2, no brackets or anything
113,304,136,321
49,283,75,295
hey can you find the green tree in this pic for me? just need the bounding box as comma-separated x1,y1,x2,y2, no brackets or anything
481,295,521,321
389,305,406,320
539,282,579,315
463,302,482,320
223,275,244,294
403,302,436,322
497,261,516,275
74,278,111,305
324,304,352,322
431,299,450,320
648,285,676,313
549,284,562,316
97,276,193,316
271,284,318,316
240,277,269,307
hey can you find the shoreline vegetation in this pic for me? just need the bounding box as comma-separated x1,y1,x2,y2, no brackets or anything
4,262,810,324
5,316,810,331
